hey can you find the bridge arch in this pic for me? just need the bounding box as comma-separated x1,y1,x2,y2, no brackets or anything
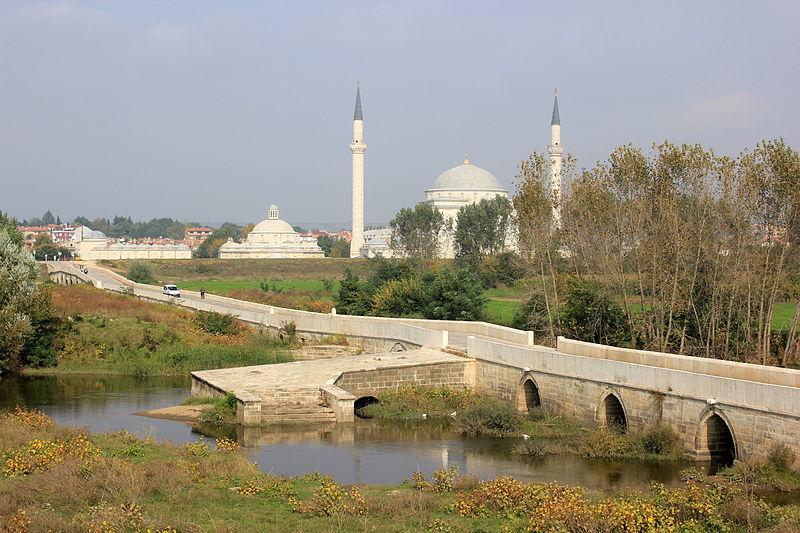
695,408,737,466
353,396,379,418
597,390,628,432
517,374,541,412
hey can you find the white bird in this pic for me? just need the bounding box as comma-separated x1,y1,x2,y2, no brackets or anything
421,413,427,419
449,411,457,417
522,434,530,439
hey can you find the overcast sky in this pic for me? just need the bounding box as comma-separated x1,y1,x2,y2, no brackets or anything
1,1,798,228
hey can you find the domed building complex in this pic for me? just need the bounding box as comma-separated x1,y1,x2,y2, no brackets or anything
425,158,510,258
219,204,324,259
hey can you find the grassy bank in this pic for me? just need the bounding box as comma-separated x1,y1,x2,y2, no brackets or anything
2,408,798,532
35,284,293,376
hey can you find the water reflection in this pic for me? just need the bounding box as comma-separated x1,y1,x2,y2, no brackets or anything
1,374,696,489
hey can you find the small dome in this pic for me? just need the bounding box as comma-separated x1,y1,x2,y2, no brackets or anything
86,229,107,240
427,162,505,192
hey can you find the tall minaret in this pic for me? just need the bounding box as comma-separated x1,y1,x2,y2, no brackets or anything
350,79,366,257
547,88,563,229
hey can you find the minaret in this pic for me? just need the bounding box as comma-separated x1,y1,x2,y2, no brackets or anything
350,79,366,257
547,88,563,229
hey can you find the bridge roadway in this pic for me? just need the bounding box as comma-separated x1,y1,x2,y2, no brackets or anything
46,261,800,464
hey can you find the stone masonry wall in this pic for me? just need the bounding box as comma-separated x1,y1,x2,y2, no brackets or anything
335,361,473,399
475,359,800,462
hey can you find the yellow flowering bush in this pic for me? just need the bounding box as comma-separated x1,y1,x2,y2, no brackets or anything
289,476,366,516
214,436,239,452
2,433,101,477
406,464,461,493
4,406,53,429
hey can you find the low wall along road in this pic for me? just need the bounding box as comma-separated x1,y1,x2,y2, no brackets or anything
47,262,800,464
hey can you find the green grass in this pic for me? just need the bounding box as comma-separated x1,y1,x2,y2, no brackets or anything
179,279,338,294
484,299,521,326
773,302,798,331
102,258,374,283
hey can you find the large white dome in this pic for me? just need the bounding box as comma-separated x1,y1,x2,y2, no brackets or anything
249,205,296,234
427,161,505,192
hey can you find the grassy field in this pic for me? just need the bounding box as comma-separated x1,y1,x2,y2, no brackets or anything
179,279,338,294
37,284,293,376
99,258,372,283
2,409,797,532
484,299,521,326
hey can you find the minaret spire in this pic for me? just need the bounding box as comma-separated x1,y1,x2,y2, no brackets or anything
353,78,363,121
547,87,563,229
551,88,560,126
350,79,367,258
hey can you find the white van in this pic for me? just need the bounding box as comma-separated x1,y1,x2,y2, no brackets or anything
163,284,180,297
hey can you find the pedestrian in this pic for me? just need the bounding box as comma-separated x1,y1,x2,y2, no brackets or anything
200,288,206,299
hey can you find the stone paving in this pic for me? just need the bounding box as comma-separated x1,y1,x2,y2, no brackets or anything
192,349,466,397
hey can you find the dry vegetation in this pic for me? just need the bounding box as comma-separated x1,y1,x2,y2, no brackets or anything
39,284,292,375
2,408,799,532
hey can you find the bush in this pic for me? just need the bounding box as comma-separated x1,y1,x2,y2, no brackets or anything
767,443,796,471
639,424,680,455
512,290,553,340
126,261,155,284
561,276,630,346
456,399,524,437
422,267,486,321
194,310,237,335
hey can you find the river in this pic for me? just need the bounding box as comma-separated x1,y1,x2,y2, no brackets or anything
1,373,699,489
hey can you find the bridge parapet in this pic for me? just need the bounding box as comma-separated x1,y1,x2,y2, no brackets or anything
558,337,800,388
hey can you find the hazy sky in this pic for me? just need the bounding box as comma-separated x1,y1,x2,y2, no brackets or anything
2,1,798,228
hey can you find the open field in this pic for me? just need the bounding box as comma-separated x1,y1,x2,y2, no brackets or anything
98,258,372,283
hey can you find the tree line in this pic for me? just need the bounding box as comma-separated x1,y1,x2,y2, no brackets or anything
386,139,799,367
515,139,799,366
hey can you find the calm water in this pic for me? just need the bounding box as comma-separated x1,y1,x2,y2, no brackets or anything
0,374,695,489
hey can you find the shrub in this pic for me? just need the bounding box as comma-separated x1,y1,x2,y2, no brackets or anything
126,261,155,284
194,310,237,335
767,443,796,471
456,399,523,437
561,276,630,346
279,320,297,341
639,424,680,455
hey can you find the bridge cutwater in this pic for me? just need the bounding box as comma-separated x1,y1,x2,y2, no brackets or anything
47,261,800,465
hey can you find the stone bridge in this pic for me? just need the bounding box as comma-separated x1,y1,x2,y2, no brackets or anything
46,262,800,464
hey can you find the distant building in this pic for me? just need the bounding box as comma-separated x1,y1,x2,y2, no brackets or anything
184,227,213,247
17,226,51,249
218,204,324,259
50,224,83,244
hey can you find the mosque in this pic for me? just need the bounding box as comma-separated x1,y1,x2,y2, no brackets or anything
213,82,563,260
351,84,564,258
218,204,324,258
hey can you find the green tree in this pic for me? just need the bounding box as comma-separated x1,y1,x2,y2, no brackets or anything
0,221,38,370
422,267,486,321
41,210,55,225
453,196,513,267
560,277,629,346
317,234,349,257
336,269,371,315
0,211,23,245
127,261,155,284
33,244,71,261
389,202,446,261
194,223,244,258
